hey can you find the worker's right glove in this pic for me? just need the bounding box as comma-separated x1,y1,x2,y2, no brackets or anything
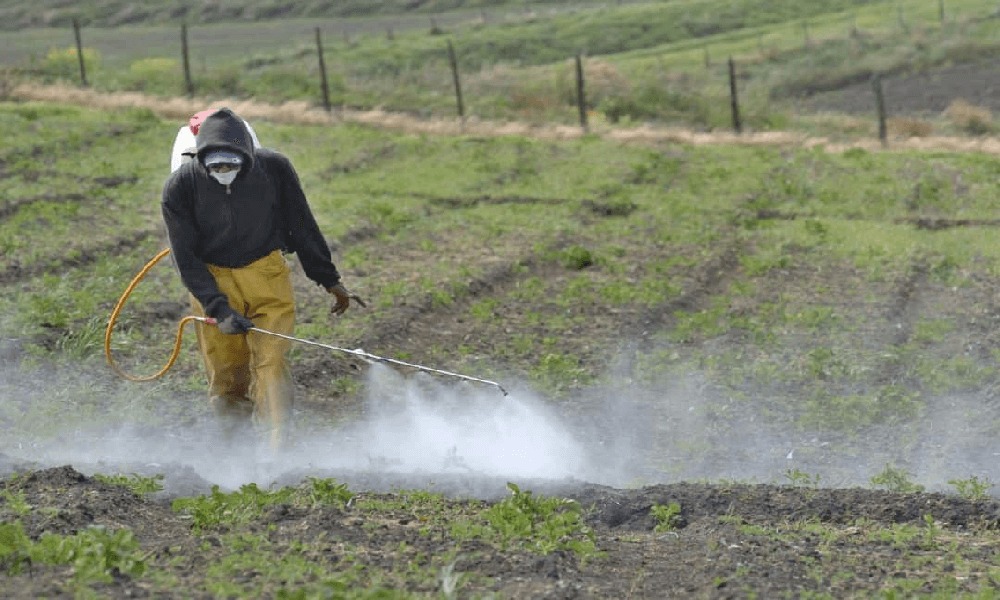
217,311,254,335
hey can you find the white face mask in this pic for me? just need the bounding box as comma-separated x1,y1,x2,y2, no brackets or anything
210,170,238,186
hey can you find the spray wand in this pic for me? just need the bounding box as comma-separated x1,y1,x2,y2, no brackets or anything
196,317,507,396
104,249,509,396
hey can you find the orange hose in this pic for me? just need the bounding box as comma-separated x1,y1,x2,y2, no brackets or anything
104,248,201,381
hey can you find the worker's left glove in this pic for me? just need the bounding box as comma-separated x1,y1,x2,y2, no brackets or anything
327,283,366,316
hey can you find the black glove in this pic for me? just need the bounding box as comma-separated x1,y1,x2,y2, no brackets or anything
327,283,366,316
216,311,254,335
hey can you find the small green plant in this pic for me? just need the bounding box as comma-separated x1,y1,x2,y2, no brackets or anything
1,521,146,582
947,475,994,501
452,482,598,558
302,477,354,507
0,521,33,575
55,315,107,360
870,464,925,494
529,351,592,395
921,514,940,549
94,472,165,495
784,468,821,488
651,502,682,532
42,525,147,583
559,245,595,270
0,489,32,516
172,479,354,531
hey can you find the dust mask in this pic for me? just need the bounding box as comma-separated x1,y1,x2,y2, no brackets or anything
210,170,238,186
204,150,244,187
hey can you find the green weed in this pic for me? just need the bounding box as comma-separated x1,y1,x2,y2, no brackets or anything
947,475,994,501
651,502,682,532
452,482,598,558
870,464,925,494
93,472,165,495
529,352,592,395
784,468,822,488
201,533,373,598
1,521,146,583
172,478,353,531
0,488,32,516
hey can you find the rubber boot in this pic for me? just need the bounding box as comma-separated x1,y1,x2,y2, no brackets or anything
210,394,254,442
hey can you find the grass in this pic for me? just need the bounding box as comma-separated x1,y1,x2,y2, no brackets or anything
4,0,999,136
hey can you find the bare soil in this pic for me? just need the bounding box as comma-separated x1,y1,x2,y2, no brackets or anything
1,461,997,598
804,60,1000,116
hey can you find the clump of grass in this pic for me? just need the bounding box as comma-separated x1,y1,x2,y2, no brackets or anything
870,464,925,494
651,502,682,532
943,99,993,135
947,475,994,501
887,117,933,138
559,245,595,270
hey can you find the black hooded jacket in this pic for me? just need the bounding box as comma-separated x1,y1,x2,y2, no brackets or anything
161,108,341,319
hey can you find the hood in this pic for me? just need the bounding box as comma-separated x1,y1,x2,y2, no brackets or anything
195,108,255,169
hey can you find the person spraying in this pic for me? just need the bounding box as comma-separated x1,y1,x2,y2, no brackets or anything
161,107,363,449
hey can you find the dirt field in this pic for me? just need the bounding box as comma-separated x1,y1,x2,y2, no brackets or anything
1,459,997,598
804,60,1000,116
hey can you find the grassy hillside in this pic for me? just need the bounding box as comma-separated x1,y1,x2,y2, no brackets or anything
0,0,590,29
4,0,998,135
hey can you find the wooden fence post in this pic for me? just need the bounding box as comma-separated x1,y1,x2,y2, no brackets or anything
72,19,88,87
575,53,588,132
181,22,194,98
446,40,465,120
315,28,331,112
728,57,742,134
938,0,945,23
871,74,887,146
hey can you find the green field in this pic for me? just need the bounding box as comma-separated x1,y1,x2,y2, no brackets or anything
2,98,999,460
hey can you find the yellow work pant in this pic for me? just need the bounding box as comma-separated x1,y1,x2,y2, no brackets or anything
189,250,295,442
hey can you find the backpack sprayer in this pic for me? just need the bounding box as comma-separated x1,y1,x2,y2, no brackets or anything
104,248,508,396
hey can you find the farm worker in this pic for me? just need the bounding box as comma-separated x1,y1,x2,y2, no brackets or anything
170,108,261,173
161,107,363,449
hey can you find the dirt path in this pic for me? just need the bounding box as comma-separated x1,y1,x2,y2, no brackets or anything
9,81,1000,155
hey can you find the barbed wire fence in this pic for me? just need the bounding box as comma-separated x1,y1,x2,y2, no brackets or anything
57,0,982,142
